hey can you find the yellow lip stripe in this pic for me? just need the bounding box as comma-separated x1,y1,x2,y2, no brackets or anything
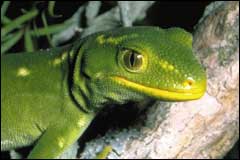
111,76,205,101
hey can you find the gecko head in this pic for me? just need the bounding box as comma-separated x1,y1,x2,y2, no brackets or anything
78,26,206,109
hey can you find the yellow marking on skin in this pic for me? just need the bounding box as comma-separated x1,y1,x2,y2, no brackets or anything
108,92,118,99
17,67,30,77
174,69,179,74
159,60,176,72
97,35,105,44
58,137,65,148
161,62,167,69
105,36,127,45
62,53,67,60
111,76,205,101
168,64,174,71
160,60,167,69
77,118,86,128
1,140,14,146
96,34,139,45
52,52,68,66
69,50,75,59
53,58,61,66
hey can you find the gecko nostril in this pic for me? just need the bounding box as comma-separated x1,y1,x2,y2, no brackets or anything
187,80,193,86
183,77,195,89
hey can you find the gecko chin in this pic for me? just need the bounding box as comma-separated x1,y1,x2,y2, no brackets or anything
110,76,206,101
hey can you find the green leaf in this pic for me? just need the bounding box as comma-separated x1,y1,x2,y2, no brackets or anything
1,31,14,43
48,1,62,17
24,25,35,52
1,29,24,55
41,11,53,46
1,1,11,21
30,21,72,37
1,16,11,25
1,9,38,38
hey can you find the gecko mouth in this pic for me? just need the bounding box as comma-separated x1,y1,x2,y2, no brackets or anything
110,76,206,101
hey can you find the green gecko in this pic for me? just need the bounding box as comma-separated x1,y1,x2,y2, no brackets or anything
1,26,206,159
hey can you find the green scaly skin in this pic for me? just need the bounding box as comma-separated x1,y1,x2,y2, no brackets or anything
1,26,206,158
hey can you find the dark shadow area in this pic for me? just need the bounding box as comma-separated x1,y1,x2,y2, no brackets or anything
145,1,212,32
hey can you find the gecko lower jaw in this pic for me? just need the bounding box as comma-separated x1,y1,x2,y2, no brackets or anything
110,76,206,101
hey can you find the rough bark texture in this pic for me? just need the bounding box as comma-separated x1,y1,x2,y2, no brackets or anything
80,1,239,159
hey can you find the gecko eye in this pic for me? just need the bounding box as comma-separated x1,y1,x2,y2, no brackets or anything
121,49,144,72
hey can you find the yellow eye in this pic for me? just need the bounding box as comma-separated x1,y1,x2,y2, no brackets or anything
121,49,144,72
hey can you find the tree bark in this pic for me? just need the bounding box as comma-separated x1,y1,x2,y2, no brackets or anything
80,1,239,159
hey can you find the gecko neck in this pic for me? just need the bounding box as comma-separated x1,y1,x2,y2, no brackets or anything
64,39,95,113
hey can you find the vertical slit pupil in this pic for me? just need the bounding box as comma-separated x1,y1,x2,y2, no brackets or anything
130,52,135,67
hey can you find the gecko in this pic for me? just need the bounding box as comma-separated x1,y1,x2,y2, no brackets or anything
1,26,206,158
